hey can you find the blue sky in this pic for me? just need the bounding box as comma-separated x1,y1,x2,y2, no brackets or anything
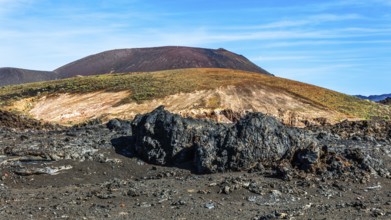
1,0,390,95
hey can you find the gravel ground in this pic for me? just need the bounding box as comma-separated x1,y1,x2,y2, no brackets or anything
0,116,390,219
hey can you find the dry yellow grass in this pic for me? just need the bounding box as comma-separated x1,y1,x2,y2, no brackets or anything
0,68,389,120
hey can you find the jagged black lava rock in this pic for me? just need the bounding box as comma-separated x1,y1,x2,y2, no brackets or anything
309,120,391,143
131,106,223,166
107,119,132,135
131,106,316,173
292,142,320,171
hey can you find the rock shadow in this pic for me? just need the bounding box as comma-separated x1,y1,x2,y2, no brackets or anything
111,136,134,158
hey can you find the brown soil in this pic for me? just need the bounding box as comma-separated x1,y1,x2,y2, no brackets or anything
0,110,59,130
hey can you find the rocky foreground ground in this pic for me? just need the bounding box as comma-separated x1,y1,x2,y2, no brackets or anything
0,107,390,219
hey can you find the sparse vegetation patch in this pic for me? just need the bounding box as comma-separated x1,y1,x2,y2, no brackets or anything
0,68,389,120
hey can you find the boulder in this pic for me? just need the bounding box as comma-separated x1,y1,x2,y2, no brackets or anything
107,118,132,135
131,106,316,173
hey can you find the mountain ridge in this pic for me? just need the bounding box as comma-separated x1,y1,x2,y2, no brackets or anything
356,93,391,102
380,97,391,105
0,46,271,86
0,67,58,87
54,46,272,78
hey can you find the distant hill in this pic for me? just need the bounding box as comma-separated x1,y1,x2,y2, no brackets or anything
0,68,58,87
356,94,391,102
54,46,272,78
380,97,391,105
0,46,272,87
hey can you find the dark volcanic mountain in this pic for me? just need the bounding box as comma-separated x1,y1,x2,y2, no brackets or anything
54,46,272,78
356,93,391,102
0,47,271,87
0,68,58,87
380,97,391,105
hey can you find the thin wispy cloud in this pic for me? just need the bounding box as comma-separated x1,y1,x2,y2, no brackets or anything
251,14,363,29
0,0,34,14
252,56,312,62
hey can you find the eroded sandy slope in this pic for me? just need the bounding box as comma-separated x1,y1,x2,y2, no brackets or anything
12,85,346,126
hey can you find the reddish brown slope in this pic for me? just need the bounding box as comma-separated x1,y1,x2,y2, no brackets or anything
54,46,272,77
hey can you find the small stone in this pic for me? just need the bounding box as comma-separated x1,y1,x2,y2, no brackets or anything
371,208,385,217
197,189,210,194
127,188,140,197
366,184,382,190
172,200,186,206
247,196,257,203
204,202,215,209
139,202,151,208
270,190,282,197
107,119,121,131
276,211,288,219
223,186,230,194
96,194,111,199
